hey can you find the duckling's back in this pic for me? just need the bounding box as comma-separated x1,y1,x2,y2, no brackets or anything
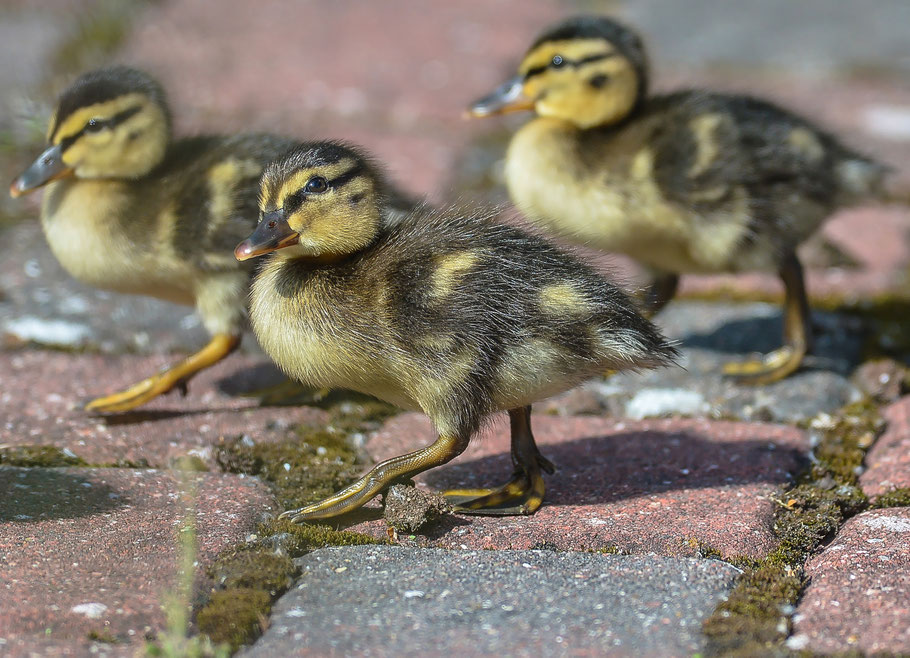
148,133,299,271
640,91,886,217
255,206,675,437
509,90,887,274
381,209,677,411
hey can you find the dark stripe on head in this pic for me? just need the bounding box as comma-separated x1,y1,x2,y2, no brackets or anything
264,140,384,208
529,15,643,53
527,15,649,102
51,66,170,141
58,104,143,152
329,161,365,189
281,162,366,214
524,52,615,80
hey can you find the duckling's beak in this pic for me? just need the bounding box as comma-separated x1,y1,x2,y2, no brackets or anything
234,210,300,261
465,76,534,118
9,144,72,198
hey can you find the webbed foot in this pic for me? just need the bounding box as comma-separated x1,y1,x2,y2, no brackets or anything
281,433,468,523
722,344,804,385
443,453,554,516
85,334,240,413
722,253,812,386
444,406,555,516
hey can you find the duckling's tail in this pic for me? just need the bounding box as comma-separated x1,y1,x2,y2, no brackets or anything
601,321,681,373
835,157,909,206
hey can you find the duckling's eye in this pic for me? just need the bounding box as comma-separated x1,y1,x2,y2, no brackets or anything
551,55,565,68
85,118,107,133
305,176,329,194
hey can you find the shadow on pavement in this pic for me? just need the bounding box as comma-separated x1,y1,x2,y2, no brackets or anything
0,466,125,522
421,429,807,508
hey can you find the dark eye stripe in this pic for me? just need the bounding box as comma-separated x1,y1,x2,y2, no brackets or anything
524,52,615,80
286,162,366,210
283,190,305,214
328,162,365,189
58,105,143,152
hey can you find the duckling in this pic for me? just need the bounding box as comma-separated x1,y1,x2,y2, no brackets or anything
235,141,677,520
9,66,412,413
468,15,892,384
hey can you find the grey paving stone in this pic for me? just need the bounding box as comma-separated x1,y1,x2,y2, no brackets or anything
619,0,910,77
244,546,741,657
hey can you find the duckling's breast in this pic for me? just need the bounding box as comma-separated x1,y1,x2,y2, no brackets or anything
41,179,196,304
249,258,422,412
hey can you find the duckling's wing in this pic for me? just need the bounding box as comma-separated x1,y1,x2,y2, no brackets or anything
164,134,297,272
646,92,885,239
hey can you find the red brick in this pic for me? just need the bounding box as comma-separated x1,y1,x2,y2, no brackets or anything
861,396,910,497
791,508,910,654
0,351,328,467
0,467,275,655
350,413,808,558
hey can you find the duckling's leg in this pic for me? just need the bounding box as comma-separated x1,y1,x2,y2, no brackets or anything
84,333,241,413
722,252,812,385
641,272,679,318
281,432,470,522
443,406,555,516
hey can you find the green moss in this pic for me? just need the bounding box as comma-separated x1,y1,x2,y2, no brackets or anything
0,445,87,467
192,395,398,653
103,457,152,469
214,426,361,512
772,483,867,565
703,563,802,655
870,487,910,509
196,589,270,653
684,538,725,560
206,548,297,597
87,629,119,643
804,399,884,485
192,522,379,652
702,398,886,656
257,518,382,558
215,387,402,513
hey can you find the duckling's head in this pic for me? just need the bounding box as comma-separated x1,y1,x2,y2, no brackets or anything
469,15,648,129
10,66,171,197
235,142,382,262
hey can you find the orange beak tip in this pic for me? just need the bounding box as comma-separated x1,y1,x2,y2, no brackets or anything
9,179,24,199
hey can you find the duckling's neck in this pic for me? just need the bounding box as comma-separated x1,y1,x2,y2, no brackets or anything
505,114,691,257
277,251,356,267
